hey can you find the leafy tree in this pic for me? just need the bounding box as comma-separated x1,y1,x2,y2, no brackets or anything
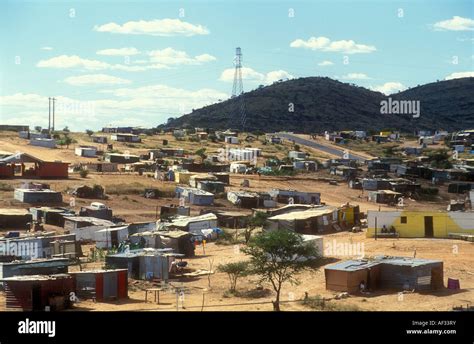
79,169,89,178
63,133,73,148
244,212,269,243
195,148,207,162
242,230,319,311
85,129,94,136
34,126,42,132
63,126,70,133
428,149,452,169
217,262,249,293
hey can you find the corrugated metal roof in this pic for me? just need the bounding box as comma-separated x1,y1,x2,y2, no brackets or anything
325,256,442,272
268,206,336,221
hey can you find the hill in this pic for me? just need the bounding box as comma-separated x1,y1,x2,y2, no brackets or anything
161,77,474,133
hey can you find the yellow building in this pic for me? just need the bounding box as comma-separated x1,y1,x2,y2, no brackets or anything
174,171,194,185
367,210,474,238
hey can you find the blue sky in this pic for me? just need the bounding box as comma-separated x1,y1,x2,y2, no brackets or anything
0,0,472,131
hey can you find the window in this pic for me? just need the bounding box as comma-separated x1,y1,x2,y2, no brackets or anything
400,216,407,224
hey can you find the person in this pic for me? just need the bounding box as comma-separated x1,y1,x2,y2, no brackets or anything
382,225,388,233
359,281,366,293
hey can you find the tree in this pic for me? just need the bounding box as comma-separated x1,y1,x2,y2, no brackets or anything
79,168,89,178
195,148,207,162
428,149,452,169
218,261,248,293
242,230,319,311
34,126,42,132
244,211,269,244
63,126,70,133
63,134,73,148
85,129,94,136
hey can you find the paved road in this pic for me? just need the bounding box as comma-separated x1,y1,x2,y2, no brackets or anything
278,133,367,161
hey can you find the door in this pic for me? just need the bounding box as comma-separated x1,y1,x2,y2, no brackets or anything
424,216,434,237
111,231,119,247
103,272,118,299
31,284,42,311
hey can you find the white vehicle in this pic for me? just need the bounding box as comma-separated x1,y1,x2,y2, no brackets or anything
90,202,107,210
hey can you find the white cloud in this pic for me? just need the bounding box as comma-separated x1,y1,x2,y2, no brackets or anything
290,36,376,54
341,73,371,80
97,47,140,56
36,55,169,71
0,85,227,130
433,16,474,31
148,48,216,65
37,55,110,70
371,82,406,95
41,46,53,51
219,67,293,84
445,71,474,80
264,70,294,83
64,74,131,86
94,18,209,36
318,60,334,66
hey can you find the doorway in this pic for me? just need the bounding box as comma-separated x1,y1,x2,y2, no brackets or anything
31,284,42,311
424,216,434,237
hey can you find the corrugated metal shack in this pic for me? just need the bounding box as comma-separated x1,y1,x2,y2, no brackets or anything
368,190,402,204
197,180,226,193
64,216,116,241
30,207,74,227
227,191,260,208
201,210,250,228
266,206,338,234
0,208,32,229
69,269,128,301
0,258,69,283
268,189,321,205
14,188,63,203
0,233,78,259
106,249,180,280
0,274,74,311
325,256,444,293
94,226,129,249
175,186,214,205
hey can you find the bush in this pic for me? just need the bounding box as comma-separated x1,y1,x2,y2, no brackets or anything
79,169,89,178
218,262,249,292
302,295,361,311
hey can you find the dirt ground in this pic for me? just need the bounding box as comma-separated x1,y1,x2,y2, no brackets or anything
1,232,471,312
0,131,472,311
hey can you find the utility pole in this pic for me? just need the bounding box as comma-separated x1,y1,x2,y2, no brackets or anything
48,97,51,132
52,97,56,132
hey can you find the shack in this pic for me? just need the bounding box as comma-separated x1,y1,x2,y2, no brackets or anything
367,190,402,204
75,146,97,157
325,256,444,293
110,133,141,143
197,180,226,194
175,187,214,206
161,213,218,232
64,217,116,241
268,189,320,205
0,258,69,282
69,269,128,301
94,226,129,249
265,206,338,234
105,249,179,280
104,153,140,164
227,191,260,208
0,208,32,229
30,207,74,227
0,274,74,311
14,188,63,204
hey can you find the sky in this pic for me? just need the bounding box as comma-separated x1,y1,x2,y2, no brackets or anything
0,0,473,131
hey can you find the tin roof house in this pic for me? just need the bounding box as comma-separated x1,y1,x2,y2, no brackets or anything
63,216,117,241
175,186,214,206
265,205,338,234
268,189,320,205
69,269,128,301
325,256,444,293
0,274,74,311
14,188,63,204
